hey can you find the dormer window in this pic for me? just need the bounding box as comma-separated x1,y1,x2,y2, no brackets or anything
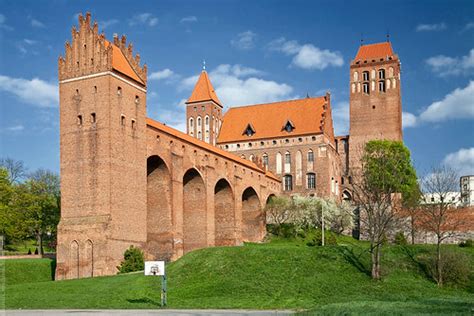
243,124,256,137
283,120,295,133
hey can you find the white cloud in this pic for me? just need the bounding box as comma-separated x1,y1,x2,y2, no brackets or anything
99,19,119,30
0,75,58,108
30,18,45,28
402,112,418,128
332,101,349,135
4,125,25,132
443,148,474,176
419,81,474,122
0,13,13,30
268,37,343,70
129,13,158,27
23,39,37,45
416,23,447,32
180,16,197,23
464,22,474,31
149,68,175,81
426,49,474,77
181,64,293,107
231,31,257,50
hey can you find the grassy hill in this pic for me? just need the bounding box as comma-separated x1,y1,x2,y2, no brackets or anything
3,236,474,314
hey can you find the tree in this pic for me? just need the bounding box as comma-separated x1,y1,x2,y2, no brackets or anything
13,170,60,254
420,165,463,287
402,183,422,244
117,245,145,273
0,158,27,183
350,140,417,280
265,196,293,236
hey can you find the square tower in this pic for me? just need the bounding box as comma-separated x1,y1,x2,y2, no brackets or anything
348,41,402,170
56,13,148,279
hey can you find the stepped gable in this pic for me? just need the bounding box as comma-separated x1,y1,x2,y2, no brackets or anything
217,95,333,143
58,12,147,85
186,70,222,106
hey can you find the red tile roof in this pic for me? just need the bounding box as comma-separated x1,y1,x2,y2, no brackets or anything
186,71,222,106
105,40,145,85
145,118,279,181
217,97,329,143
354,42,394,61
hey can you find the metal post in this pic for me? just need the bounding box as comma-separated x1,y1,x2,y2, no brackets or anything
321,201,325,246
161,274,167,307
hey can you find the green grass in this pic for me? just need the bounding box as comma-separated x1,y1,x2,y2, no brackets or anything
3,236,474,314
3,238,55,255
4,258,56,285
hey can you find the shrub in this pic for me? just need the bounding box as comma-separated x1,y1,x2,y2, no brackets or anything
306,230,337,246
117,245,144,273
422,251,471,287
459,239,473,248
394,231,408,245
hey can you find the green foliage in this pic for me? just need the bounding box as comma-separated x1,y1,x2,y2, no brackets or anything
363,140,418,199
421,251,472,288
306,230,337,246
264,196,294,236
117,245,144,273
459,239,473,248
394,231,408,245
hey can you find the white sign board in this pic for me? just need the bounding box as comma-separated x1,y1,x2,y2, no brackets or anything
144,261,165,276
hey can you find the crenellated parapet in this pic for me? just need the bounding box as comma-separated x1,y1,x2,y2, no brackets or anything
58,12,147,86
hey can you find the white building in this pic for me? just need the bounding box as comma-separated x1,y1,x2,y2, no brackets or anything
421,192,461,207
460,175,474,207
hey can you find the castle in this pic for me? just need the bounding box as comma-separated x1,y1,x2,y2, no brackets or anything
56,13,402,279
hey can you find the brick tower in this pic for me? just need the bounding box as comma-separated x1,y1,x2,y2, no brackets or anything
348,41,402,170
185,68,223,145
56,13,148,279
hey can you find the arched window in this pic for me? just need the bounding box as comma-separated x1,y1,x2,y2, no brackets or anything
307,149,314,162
198,130,202,140
353,71,359,82
249,154,254,162
371,69,376,79
363,83,370,94
205,115,209,127
188,117,194,134
276,152,282,174
197,116,202,127
388,67,394,77
392,78,397,88
378,69,385,79
283,175,293,191
241,154,246,159
378,80,386,92
262,153,268,166
205,130,210,143
362,71,369,81
351,83,356,93
307,173,316,189
285,152,291,164
371,81,376,91
386,79,391,90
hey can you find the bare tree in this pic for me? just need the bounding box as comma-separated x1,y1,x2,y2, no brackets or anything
350,141,417,280
0,157,27,183
420,165,463,287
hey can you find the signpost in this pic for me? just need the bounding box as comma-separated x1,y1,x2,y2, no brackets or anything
144,261,166,306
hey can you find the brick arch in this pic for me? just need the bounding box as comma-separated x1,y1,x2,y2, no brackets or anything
183,168,207,253
147,155,173,260
69,240,79,279
214,178,235,246
241,187,263,242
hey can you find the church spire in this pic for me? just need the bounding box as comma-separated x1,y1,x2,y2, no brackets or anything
186,69,222,107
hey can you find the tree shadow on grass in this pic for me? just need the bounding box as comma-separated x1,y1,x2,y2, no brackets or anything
400,246,431,280
126,297,161,307
336,246,371,277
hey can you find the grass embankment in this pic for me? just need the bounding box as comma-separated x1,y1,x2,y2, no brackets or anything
3,236,474,314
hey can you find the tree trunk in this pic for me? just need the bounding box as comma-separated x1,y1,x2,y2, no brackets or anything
436,241,442,287
37,232,44,255
410,216,415,245
371,244,381,280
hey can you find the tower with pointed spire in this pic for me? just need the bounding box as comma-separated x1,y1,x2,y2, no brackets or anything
185,68,223,145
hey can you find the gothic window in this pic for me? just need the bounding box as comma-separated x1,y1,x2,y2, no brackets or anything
205,130,210,143
379,80,386,92
262,153,269,166
205,115,209,127
386,79,391,90
283,175,293,191
388,67,394,77
91,113,96,123
353,71,359,82
117,86,122,96
308,150,314,162
197,116,202,127
198,131,202,140
378,69,385,79
362,71,369,81
135,96,140,105
283,120,295,132
276,152,282,174
77,115,83,126
371,69,376,79
121,115,125,126
243,124,256,137
307,173,316,189
285,152,291,164
189,117,194,129
351,83,356,93
363,83,370,94
131,119,136,129
249,154,254,162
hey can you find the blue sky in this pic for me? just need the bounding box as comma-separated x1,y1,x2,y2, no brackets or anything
0,0,473,177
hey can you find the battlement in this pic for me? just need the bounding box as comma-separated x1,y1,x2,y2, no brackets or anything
58,12,147,85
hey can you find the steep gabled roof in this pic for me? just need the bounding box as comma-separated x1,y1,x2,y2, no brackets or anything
217,97,329,143
105,40,145,85
354,42,394,61
186,71,222,106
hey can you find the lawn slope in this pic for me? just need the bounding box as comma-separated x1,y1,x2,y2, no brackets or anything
4,238,474,314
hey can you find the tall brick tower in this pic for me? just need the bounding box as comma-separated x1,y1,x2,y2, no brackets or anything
348,41,402,170
56,13,148,279
185,68,223,145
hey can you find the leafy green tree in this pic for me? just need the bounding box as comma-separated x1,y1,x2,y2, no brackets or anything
351,140,417,280
117,245,145,273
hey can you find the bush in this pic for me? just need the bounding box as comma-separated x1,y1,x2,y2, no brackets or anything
394,231,408,245
459,239,473,248
306,230,337,246
117,245,144,273
422,251,471,287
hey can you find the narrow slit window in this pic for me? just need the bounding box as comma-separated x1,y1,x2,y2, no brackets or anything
121,115,125,126
91,113,96,123
117,87,122,96
77,115,83,126
131,119,136,129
